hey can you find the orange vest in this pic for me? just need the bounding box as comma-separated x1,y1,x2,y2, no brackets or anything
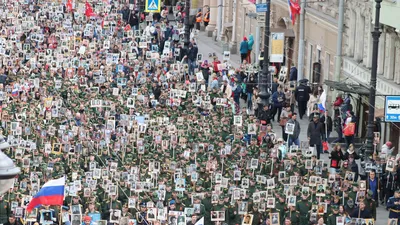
204,12,210,22
196,12,202,22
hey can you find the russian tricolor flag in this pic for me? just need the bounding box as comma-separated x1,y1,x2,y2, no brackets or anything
287,0,300,25
11,88,19,97
26,177,65,212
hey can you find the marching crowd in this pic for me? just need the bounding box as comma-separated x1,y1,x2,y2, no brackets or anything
0,1,399,225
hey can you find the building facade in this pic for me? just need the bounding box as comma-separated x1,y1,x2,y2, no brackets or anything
199,0,400,148
341,0,400,150
202,0,340,83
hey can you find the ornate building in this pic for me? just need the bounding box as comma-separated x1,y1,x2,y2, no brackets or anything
341,0,400,149
197,0,400,149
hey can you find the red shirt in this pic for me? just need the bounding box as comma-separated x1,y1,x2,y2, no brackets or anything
213,60,221,72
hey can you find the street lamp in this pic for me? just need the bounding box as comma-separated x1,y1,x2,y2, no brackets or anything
259,0,271,106
365,0,382,159
0,136,20,195
184,0,191,51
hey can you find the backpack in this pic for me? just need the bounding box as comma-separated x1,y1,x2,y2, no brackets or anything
241,83,246,94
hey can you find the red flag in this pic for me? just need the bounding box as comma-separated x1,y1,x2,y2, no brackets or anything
124,24,131,31
288,0,300,25
85,1,97,17
66,0,73,12
101,13,108,29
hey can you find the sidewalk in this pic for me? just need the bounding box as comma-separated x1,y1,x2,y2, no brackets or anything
195,30,241,69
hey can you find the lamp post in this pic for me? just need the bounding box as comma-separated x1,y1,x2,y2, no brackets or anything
0,136,20,195
184,0,191,51
365,0,382,159
259,0,271,106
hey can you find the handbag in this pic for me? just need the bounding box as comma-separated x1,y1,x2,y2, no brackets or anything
343,122,356,136
322,141,329,151
279,117,288,127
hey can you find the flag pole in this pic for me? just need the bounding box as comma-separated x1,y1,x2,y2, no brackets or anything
59,205,62,225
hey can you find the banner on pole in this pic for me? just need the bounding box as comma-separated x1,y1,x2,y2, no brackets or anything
270,32,284,63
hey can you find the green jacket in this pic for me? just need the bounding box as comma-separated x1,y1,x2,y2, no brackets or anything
326,212,339,225
296,199,311,223
284,210,300,225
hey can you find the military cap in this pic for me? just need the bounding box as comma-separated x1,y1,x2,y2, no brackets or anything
331,205,339,210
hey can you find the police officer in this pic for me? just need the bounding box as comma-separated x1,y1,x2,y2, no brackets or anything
294,80,311,119
387,190,400,225
136,202,148,225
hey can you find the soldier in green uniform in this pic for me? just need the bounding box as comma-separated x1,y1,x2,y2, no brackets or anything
296,192,311,224
102,195,122,220
326,205,340,225
0,195,9,224
365,190,377,220
284,205,300,225
275,194,286,222
85,201,101,215
248,205,262,225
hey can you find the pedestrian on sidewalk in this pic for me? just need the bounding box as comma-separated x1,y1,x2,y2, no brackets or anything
343,111,356,148
210,73,219,90
321,110,333,138
287,112,300,147
332,115,344,144
200,60,210,86
203,8,210,27
284,88,295,113
333,93,344,118
271,77,279,95
247,34,254,64
246,74,256,111
233,80,242,106
240,37,249,63
212,57,221,74
295,80,311,119
271,86,285,122
307,90,319,117
307,114,325,159
186,43,198,76
253,87,261,116
195,9,202,30
279,106,291,141
220,80,232,100
329,143,345,173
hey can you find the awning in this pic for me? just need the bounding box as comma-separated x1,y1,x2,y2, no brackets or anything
324,80,370,95
365,108,385,118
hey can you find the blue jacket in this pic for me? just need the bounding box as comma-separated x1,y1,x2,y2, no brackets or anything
210,79,219,90
248,35,254,51
387,197,400,218
272,91,285,107
240,40,249,54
